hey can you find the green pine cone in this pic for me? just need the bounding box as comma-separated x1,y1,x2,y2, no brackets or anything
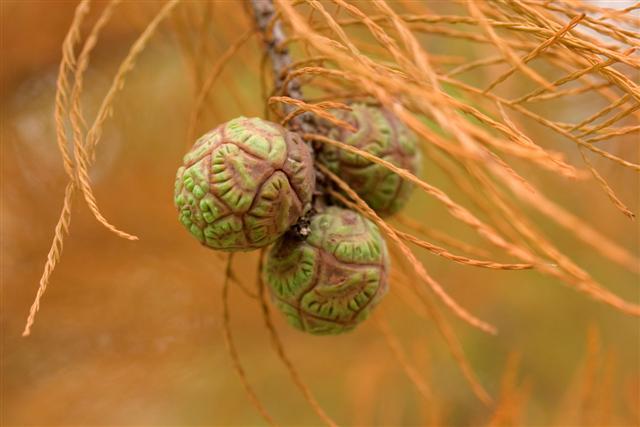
319,103,421,217
174,117,315,251
263,207,389,335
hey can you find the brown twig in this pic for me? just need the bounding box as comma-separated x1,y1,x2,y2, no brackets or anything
250,0,320,135
221,255,276,426
22,0,179,337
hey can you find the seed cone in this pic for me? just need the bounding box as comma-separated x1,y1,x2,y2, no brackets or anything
174,117,315,251
263,207,389,335
319,103,421,217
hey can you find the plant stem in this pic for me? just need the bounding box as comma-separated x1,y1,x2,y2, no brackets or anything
249,0,318,134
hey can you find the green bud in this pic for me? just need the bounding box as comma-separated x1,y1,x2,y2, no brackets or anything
319,103,421,217
174,117,315,251
263,207,389,335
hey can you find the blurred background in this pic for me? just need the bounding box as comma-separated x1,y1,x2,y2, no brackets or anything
1,1,638,426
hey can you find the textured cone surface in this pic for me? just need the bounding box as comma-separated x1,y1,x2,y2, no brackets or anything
263,207,389,335
319,104,421,217
174,117,315,251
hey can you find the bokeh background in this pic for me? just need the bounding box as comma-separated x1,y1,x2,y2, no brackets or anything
1,1,638,426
